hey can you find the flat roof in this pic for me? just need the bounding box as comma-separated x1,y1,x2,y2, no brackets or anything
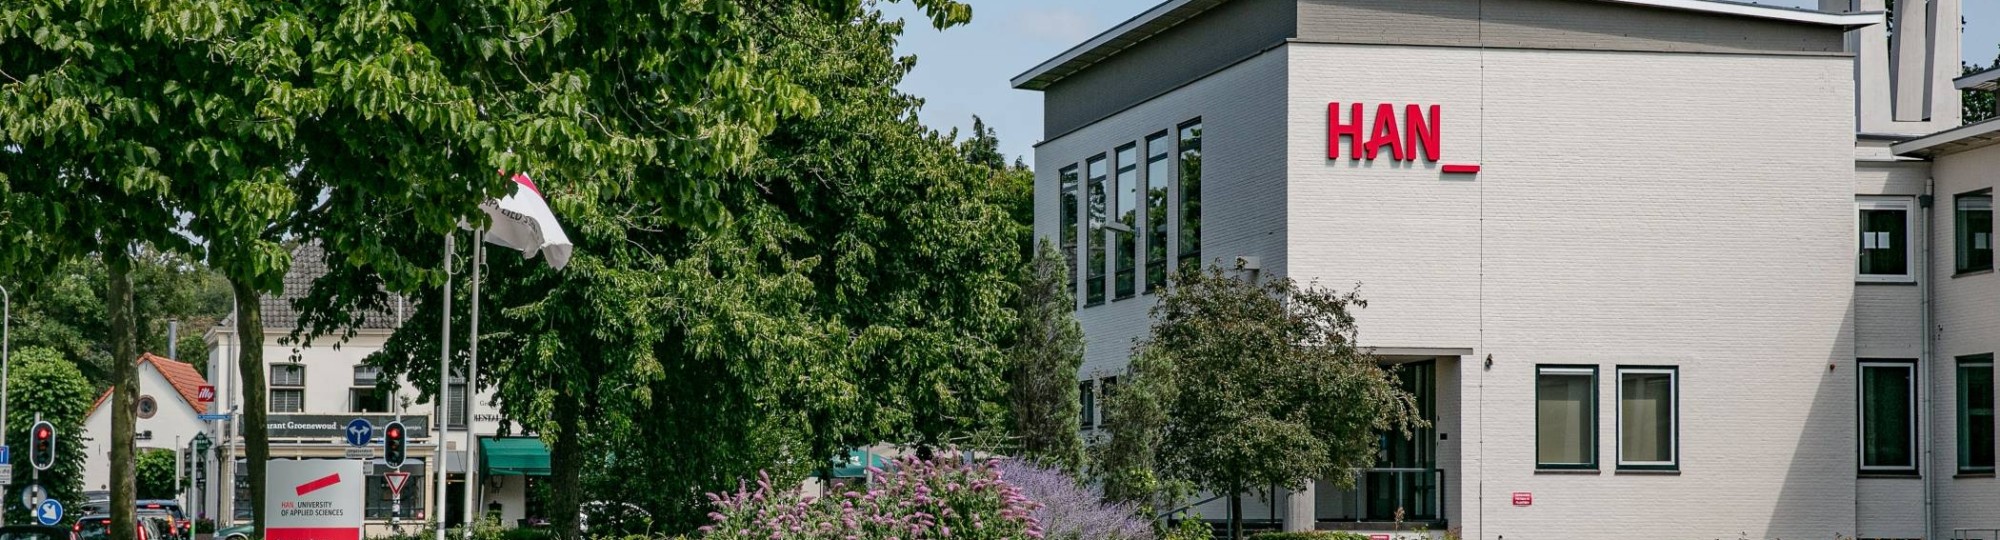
1892,117,2000,157
1011,0,1885,90
1958,66,2000,92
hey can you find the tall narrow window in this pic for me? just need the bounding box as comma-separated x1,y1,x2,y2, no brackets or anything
1078,381,1096,429
1858,197,1913,282
1861,360,1918,472
1177,121,1203,271
1059,165,1081,299
1145,133,1171,292
1958,192,1993,274
1099,376,1120,428
1960,355,1995,473
1536,365,1598,469
1617,366,1677,469
1114,144,1139,300
1086,155,1108,306
270,364,306,413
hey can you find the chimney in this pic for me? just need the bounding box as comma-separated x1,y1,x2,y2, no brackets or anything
168,319,179,360
1834,0,1962,134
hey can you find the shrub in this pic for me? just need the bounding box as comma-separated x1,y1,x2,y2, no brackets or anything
996,460,1152,540
1247,532,1368,540
1163,518,1212,540
700,456,1043,540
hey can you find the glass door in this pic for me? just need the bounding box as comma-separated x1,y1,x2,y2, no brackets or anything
1365,360,1437,521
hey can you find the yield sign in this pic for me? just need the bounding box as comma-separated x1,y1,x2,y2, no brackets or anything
383,471,412,498
195,385,216,403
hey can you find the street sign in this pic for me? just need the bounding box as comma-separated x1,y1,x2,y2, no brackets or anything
343,448,373,459
343,418,373,447
192,433,212,455
20,483,45,511
198,413,231,421
383,471,411,498
33,499,61,526
267,460,364,540
0,464,13,486
1,444,11,462
195,385,216,403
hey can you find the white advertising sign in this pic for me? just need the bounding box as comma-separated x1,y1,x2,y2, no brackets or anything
265,459,365,540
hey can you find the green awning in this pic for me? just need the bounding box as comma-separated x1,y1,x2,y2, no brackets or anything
480,437,551,476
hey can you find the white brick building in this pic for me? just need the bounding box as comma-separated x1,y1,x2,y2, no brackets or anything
1019,0,2000,538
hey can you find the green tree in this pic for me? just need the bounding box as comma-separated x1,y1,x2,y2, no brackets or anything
135,450,178,501
1,254,229,385
2,347,95,527
1130,268,1420,540
1965,43,2000,123
1005,242,1085,472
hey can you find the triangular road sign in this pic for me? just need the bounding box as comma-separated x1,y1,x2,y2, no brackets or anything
384,471,412,498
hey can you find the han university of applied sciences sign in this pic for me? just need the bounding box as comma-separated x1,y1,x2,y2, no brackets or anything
266,459,366,540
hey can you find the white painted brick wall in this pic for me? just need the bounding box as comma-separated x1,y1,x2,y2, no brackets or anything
1287,44,1857,540
1927,144,2000,535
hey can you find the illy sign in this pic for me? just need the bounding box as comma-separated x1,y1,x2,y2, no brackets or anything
1327,102,1442,162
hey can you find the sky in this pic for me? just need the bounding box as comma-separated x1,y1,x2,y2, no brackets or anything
878,0,2000,164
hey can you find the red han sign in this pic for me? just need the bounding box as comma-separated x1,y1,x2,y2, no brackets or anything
1327,102,1442,162
1512,491,1533,506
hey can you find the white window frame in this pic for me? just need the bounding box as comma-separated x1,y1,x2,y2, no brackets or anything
1859,360,1920,472
270,364,306,413
1615,366,1679,470
1857,197,1916,283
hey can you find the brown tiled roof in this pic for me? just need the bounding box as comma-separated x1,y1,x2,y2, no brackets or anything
87,353,214,416
227,243,408,331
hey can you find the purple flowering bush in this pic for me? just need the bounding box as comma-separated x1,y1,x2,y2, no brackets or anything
995,461,1154,540
701,457,1044,540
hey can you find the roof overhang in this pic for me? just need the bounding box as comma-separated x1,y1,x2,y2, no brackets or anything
1011,0,1883,91
1892,118,2000,158
1957,66,2000,92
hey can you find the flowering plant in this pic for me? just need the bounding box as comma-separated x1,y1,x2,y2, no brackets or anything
994,461,1153,540
701,456,1044,540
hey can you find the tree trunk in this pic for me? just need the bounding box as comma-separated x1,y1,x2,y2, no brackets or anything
549,401,583,540
107,248,138,540
233,278,270,539
1228,490,1243,540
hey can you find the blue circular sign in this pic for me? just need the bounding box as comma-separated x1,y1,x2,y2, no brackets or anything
35,499,61,526
344,418,374,447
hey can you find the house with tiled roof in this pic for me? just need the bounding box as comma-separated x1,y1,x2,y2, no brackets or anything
80,353,214,492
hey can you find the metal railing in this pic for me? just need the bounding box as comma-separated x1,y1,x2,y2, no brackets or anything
1335,467,1446,524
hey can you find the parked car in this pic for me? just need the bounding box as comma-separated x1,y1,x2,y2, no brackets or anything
578,501,650,537
134,519,171,540
79,493,109,516
0,525,75,540
73,515,162,540
211,524,251,540
134,501,186,540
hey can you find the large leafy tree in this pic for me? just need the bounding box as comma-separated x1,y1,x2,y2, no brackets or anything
1,253,229,385
1124,268,1421,540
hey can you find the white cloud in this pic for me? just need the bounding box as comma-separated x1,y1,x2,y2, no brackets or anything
1012,7,1098,45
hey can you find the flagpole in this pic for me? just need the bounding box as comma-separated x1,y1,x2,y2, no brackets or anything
435,231,454,540
462,232,483,536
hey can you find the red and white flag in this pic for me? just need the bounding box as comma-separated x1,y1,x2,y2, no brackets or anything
477,173,573,270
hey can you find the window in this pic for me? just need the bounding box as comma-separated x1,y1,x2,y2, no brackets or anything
270,364,304,413
1060,165,1081,300
1086,155,1109,306
1114,143,1140,300
1145,133,1171,293
1958,192,1993,274
1861,360,1918,472
1177,121,1202,270
1960,355,1995,473
1858,197,1914,282
1078,381,1096,429
448,383,470,428
350,388,390,413
1617,367,1677,469
1536,365,1597,469
1099,376,1120,428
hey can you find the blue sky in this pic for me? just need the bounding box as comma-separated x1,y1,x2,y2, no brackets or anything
879,0,2000,163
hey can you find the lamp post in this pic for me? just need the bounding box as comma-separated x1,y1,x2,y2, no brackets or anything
1,284,10,528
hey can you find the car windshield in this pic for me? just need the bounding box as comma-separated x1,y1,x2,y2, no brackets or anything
77,519,111,540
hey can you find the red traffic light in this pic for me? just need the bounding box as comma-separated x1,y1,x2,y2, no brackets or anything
34,426,49,440
386,426,400,438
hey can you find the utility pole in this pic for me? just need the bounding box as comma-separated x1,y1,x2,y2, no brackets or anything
2,284,10,529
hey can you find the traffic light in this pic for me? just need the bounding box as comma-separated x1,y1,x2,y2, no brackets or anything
29,421,55,471
383,421,406,468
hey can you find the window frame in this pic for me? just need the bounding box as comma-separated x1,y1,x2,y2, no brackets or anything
1059,164,1081,305
1615,365,1679,471
269,364,306,413
1176,119,1203,271
1857,197,1916,283
1078,380,1096,429
1959,354,1996,474
1144,131,1171,294
1113,142,1140,301
1957,190,1994,275
1535,365,1599,471
1085,154,1109,306
1859,359,1920,473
